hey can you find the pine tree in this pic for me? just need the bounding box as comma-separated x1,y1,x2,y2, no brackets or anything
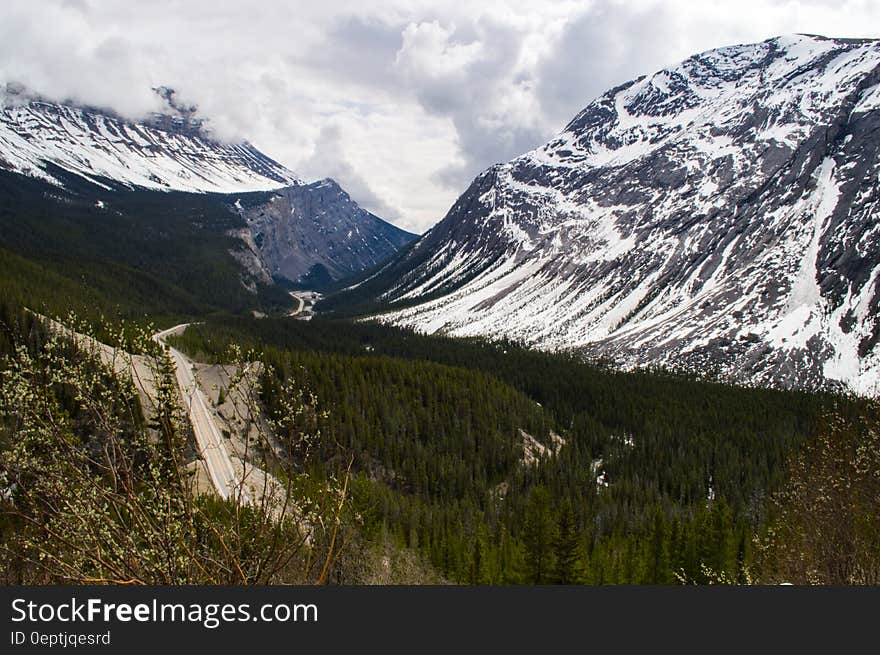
469,536,484,584
647,507,670,583
552,502,580,584
523,486,555,584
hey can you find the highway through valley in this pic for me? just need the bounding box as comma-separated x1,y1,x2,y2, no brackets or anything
153,324,248,503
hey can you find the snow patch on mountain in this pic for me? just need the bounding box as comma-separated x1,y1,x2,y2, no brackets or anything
0,92,299,193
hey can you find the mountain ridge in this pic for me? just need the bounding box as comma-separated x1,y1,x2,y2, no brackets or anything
0,85,302,194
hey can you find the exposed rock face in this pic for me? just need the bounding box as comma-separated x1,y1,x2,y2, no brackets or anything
235,179,416,284
345,35,880,393
226,226,274,292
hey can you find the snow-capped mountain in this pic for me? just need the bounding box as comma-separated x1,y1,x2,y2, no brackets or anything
235,179,415,284
340,35,880,393
0,85,299,193
0,85,415,290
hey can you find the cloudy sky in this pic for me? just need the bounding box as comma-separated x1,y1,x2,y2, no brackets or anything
1,0,877,232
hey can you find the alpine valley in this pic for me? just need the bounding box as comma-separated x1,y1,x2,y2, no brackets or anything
2,32,879,588
330,35,880,394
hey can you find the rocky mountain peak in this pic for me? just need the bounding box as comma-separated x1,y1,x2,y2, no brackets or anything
235,180,415,286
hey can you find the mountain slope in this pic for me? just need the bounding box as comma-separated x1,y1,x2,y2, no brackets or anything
0,166,299,320
330,35,880,393
0,87,300,194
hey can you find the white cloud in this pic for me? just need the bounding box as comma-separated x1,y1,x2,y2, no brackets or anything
299,124,404,223
0,0,877,232
396,21,485,82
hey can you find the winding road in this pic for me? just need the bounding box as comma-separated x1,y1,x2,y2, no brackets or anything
289,292,305,317
287,290,322,319
153,324,248,503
